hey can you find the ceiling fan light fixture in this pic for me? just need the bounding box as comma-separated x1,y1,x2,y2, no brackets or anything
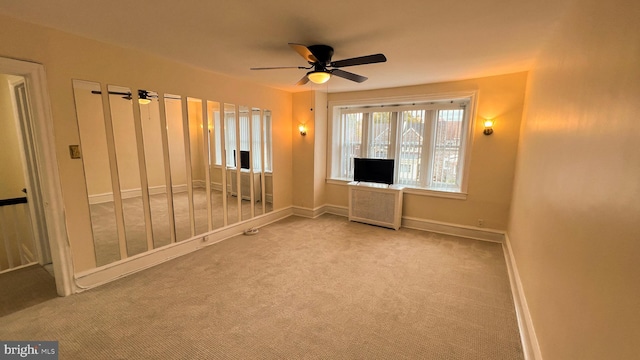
138,89,152,105
308,71,331,84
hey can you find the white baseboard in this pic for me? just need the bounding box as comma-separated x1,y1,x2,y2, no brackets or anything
211,182,223,192
88,184,188,204
320,206,504,242
503,234,541,360
324,205,349,217
192,180,205,189
74,207,293,290
291,205,328,218
0,261,38,275
401,216,505,243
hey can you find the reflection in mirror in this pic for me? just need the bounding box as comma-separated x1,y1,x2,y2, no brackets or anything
207,101,225,229
252,108,264,217
239,106,252,221
107,85,147,257
139,91,172,248
224,103,239,225
264,110,274,213
72,80,120,266
187,98,208,235
165,95,192,241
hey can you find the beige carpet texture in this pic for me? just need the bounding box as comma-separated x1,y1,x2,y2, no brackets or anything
91,188,273,267
0,214,524,359
0,265,57,317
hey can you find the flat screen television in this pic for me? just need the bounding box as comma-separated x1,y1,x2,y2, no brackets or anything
233,150,250,169
353,158,395,185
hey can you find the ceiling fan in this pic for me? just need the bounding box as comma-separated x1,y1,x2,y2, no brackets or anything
251,43,387,85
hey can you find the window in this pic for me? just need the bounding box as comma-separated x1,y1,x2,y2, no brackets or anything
219,107,272,172
329,95,474,194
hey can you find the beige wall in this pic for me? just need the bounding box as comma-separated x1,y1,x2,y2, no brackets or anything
508,0,640,358
0,74,27,200
73,83,111,196
291,91,328,210
326,73,527,230
139,99,166,189
0,14,292,272
109,89,143,192
313,91,327,208
291,91,315,209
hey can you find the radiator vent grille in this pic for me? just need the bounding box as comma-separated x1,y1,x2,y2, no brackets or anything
348,183,403,230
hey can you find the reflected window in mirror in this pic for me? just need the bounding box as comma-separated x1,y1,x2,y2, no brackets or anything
263,110,274,212
206,101,225,229
251,108,264,216
223,103,239,225
239,106,251,221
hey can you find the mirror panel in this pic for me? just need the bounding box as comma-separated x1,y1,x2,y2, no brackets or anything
264,110,274,213
138,90,172,248
224,103,239,225
165,95,191,241
187,97,208,235
252,108,264,217
107,85,147,257
239,106,252,221
207,101,225,229
72,80,120,266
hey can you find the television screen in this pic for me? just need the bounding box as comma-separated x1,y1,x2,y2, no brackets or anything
353,158,395,185
233,150,250,169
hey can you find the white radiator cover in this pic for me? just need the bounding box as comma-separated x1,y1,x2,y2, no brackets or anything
348,182,404,230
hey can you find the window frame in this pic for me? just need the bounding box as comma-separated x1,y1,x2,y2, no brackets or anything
327,91,478,200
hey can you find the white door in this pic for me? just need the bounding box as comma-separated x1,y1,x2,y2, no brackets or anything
10,77,52,266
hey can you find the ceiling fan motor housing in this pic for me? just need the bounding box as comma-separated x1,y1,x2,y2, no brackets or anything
307,45,334,64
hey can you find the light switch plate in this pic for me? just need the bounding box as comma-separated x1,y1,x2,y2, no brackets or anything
69,145,81,159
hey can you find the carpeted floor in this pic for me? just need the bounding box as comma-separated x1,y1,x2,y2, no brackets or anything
0,214,523,359
91,188,273,267
0,264,57,317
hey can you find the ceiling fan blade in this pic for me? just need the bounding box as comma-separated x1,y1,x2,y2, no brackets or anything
330,54,387,68
331,69,368,83
250,66,308,70
296,74,310,85
289,43,317,63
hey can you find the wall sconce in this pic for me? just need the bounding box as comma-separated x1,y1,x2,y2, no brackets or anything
483,119,494,135
298,124,307,136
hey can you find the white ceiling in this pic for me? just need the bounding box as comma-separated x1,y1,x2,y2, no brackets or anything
0,0,572,93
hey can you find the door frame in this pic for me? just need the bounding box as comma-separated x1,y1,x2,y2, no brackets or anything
0,56,74,296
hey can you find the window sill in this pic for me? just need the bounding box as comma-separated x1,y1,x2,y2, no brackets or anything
326,179,467,200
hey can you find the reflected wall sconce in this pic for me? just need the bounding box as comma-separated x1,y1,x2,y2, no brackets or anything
483,119,494,135
298,124,307,136
138,90,152,105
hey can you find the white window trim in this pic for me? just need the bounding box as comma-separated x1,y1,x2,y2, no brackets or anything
327,91,478,199
325,178,468,200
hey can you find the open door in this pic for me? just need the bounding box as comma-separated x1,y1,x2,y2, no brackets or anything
0,57,74,296
9,77,52,266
